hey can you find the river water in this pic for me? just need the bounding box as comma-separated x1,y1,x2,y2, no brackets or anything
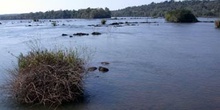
0,18,220,110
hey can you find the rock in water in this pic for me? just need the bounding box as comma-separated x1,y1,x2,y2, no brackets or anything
73,33,89,36
92,32,101,35
98,66,109,73
62,34,68,36
87,67,97,72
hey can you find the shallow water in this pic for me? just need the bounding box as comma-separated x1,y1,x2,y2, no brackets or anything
0,18,220,110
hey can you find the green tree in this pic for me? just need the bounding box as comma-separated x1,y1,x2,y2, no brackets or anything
165,9,198,22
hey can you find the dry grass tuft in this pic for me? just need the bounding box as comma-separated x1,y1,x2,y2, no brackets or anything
7,48,85,106
215,20,220,28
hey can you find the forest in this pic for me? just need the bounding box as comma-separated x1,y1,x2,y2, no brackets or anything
112,0,220,17
0,0,220,20
0,8,111,20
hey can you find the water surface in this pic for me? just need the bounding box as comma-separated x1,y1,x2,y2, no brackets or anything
0,18,220,110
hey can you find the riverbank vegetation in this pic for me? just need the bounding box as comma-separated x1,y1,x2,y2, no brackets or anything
112,0,220,17
0,0,219,20
0,7,111,20
165,9,198,23
7,47,86,106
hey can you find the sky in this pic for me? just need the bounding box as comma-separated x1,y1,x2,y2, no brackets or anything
0,0,165,14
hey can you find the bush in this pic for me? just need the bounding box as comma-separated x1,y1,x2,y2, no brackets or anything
101,19,107,25
165,9,198,23
215,20,220,28
8,48,85,106
51,21,57,26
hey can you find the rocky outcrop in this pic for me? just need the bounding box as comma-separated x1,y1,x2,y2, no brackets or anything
73,33,89,36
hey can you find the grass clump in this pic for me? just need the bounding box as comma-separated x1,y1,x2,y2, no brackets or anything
51,21,57,26
101,19,107,25
215,20,220,28
9,48,85,106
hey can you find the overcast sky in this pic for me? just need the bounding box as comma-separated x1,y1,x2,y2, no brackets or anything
0,0,166,14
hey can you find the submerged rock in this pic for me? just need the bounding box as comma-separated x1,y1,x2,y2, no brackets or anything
92,32,101,35
140,21,157,24
88,24,101,27
98,66,109,73
101,62,110,65
199,21,214,23
110,22,124,26
125,22,138,26
73,33,89,36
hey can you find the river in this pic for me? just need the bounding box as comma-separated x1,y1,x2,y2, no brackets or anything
0,18,220,110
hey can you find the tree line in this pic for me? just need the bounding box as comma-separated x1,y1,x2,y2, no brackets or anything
0,8,111,20
0,0,220,20
112,0,220,17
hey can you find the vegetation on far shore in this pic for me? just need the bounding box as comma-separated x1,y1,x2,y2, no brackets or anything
7,47,86,106
0,0,220,20
165,9,198,23
112,0,220,17
0,7,111,20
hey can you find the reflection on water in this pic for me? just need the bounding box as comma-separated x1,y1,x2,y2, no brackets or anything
0,18,220,110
